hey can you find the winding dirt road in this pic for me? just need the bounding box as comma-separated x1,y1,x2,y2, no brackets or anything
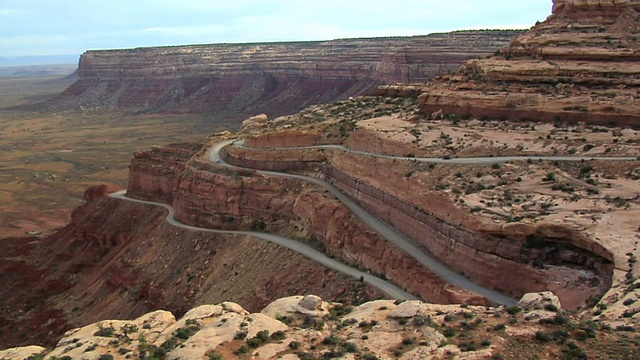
109,190,418,301
213,139,634,305
112,138,634,306
212,140,520,306
233,139,638,164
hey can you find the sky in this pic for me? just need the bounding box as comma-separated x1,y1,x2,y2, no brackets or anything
0,1,552,59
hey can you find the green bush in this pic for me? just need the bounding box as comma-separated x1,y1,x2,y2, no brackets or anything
506,306,522,315
544,304,559,312
535,331,552,342
322,335,342,345
443,327,457,338
401,337,414,345
270,331,286,341
208,351,224,360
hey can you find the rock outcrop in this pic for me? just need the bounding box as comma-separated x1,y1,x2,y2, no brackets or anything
4,293,637,360
379,0,640,126
52,31,520,118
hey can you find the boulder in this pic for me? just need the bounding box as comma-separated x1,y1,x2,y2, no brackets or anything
518,291,562,312
262,295,330,319
0,346,46,360
242,114,269,129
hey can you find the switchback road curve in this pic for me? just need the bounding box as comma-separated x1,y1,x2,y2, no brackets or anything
215,139,635,305
212,140,519,306
110,190,418,301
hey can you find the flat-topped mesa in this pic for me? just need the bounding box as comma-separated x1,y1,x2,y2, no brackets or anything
54,31,520,117
418,0,640,125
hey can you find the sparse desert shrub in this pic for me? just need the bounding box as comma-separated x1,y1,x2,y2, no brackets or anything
276,315,294,325
322,350,345,358
562,342,588,360
402,337,414,345
322,335,343,346
535,331,552,342
545,304,559,312
443,327,457,338
247,337,263,348
616,325,635,332
271,331,286,341
506,306,522,315
174,323,199,340
344,342,359,353
94,325,116,337
459,341,478,352
234,345,250,355
412,315,430,326
208,351,224,360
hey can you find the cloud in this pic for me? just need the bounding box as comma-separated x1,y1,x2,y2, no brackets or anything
0,0,552,57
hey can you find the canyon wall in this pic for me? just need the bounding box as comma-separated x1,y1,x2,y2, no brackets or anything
127,142,203,202
129,147,486,305
52,31,520,118
0,175,382,350
220,142,614,310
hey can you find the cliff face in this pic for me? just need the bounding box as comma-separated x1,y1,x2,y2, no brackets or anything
54,31,520,118
378,0,640,125
0,151,384,350
221,135,614,311
131,146,486,305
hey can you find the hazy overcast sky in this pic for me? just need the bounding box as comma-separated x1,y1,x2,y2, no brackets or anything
1,1,552,57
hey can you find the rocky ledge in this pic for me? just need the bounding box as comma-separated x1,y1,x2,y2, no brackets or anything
51,31,520,118
380,0,640,126
3,292,638,360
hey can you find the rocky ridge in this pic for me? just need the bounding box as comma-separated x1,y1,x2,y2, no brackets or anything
52,31,520,118
3,293,638,360
379,0,640,125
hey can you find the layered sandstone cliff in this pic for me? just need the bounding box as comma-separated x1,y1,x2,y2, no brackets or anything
128,143,486,306
378,0,640,125
52,31,520,118
220,129,615,311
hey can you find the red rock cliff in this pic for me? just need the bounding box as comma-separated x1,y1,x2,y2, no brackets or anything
220,136,614,310
0,147,385,349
